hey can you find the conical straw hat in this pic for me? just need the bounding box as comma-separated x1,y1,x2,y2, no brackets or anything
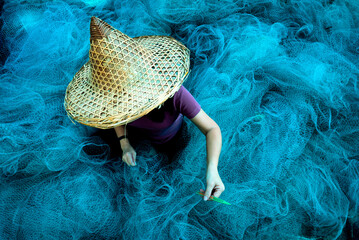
64,17,190,129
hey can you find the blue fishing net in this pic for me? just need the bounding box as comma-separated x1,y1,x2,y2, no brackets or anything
1,0,358,239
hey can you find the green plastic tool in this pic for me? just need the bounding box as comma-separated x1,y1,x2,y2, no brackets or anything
196,191,231,205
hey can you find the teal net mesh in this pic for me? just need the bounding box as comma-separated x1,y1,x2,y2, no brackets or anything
0,0,358,239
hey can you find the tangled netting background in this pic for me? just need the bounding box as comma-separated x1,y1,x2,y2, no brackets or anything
1,0,359,239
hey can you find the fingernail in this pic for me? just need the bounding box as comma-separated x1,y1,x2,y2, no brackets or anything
204,196,208,201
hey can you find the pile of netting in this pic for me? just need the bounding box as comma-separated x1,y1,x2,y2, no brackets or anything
1,0,358,239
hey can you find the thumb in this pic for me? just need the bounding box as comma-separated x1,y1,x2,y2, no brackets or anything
204,184,213,201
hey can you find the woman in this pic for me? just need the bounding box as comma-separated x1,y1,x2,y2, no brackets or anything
64,17,225,201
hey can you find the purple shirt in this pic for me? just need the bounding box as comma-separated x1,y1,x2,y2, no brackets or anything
128,86,201,144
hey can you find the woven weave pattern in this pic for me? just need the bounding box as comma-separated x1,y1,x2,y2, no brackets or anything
65,17,190,129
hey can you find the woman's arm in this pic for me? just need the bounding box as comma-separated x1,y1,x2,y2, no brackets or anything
114,125,137,166
190,109,225,200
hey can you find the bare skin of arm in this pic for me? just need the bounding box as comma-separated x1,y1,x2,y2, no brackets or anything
190,109,225,200
114,125,136,166
114,109,225,200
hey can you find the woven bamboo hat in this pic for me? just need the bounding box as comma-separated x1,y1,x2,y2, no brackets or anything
64,17,190,129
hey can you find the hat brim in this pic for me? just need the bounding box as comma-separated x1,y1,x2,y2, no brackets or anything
64,35,190,129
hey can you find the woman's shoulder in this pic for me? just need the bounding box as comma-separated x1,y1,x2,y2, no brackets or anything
173,86,193,100
173,85,201,118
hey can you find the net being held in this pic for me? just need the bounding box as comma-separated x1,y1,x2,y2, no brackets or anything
1,0,358,239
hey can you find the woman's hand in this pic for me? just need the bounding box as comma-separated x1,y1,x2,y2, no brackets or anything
190,110,224,200
121,143,137,166
202,167,225,200
114,126,137,166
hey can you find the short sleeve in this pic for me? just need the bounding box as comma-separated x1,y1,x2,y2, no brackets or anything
173,86,201,119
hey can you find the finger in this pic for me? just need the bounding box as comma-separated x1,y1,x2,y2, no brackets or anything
212,187,223,198
132,153,137,166
123,157,130,166
125,159,132,167
127,152,136,166
130,155,136,166
203,185,214,201
122,154,131,167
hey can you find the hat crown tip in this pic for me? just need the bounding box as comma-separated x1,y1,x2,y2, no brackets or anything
90,17,113,41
